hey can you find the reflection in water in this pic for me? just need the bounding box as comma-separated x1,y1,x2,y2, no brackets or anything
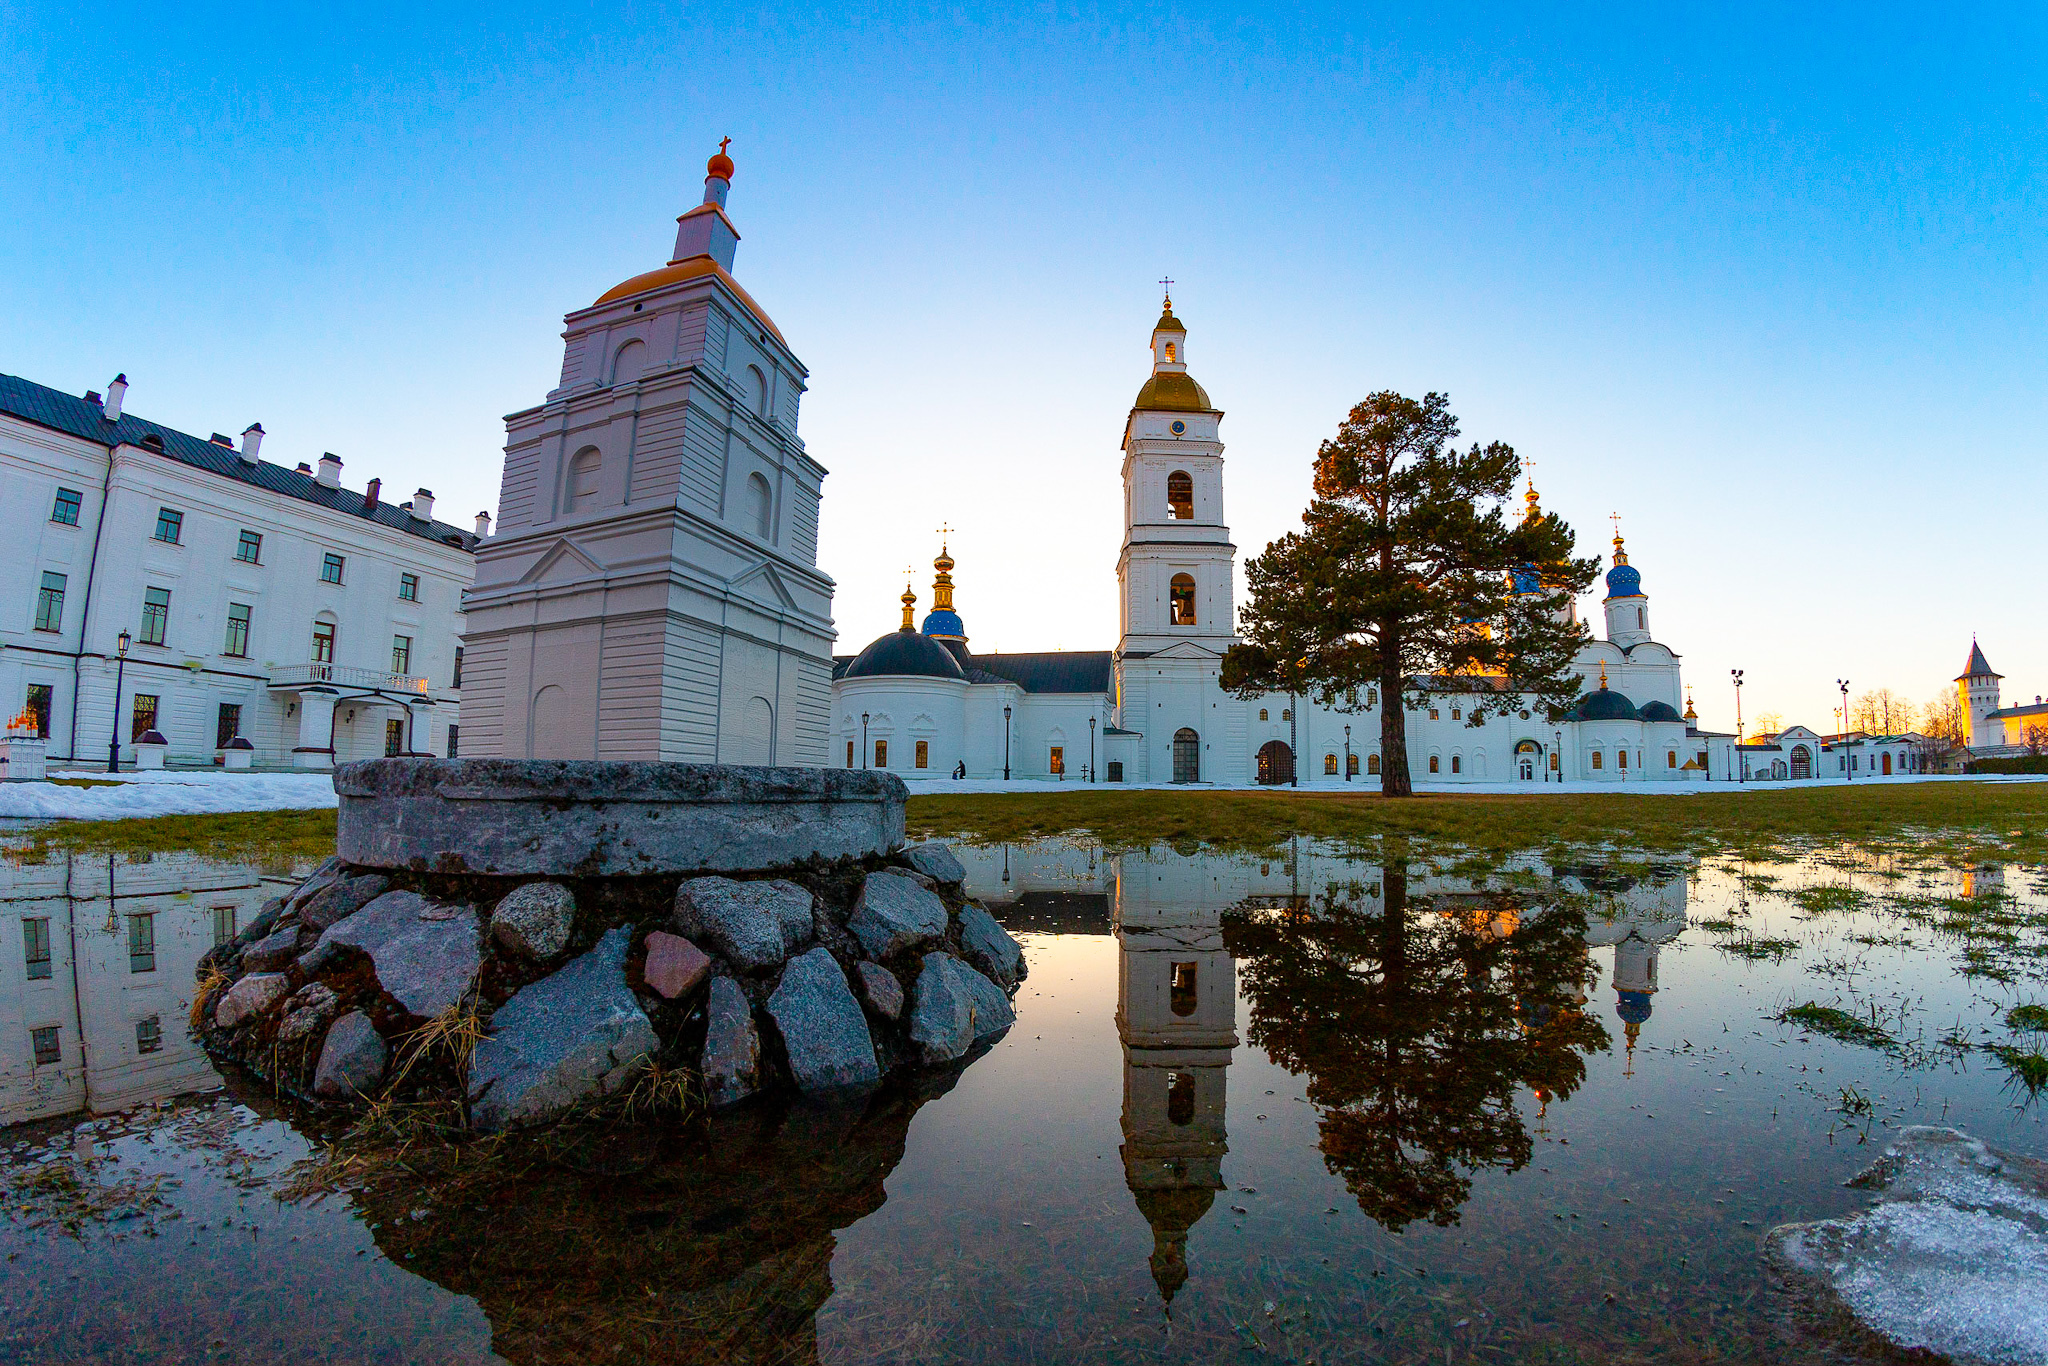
1,852,290,1124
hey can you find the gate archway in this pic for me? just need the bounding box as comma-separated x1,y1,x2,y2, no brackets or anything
1256,740,1294,785
1790,744,1812,779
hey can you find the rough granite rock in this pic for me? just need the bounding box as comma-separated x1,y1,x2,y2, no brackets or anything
286,857,343,912
642,931,711,1000
900,841,967,886
701,976,760,1107
490,882,576,962
215,973,288,1029
906,952,1015,1065
846,873,949,961
468,928,658,1132
957,904,1027,988
299,873,391,932
276,983,340,1047
233,898,289,951
241,924,303,974
674,877,814,972
854,961,905,1020
317,890,482,1018
334,759,906,876
766,948,880,1094
1766,1126,2048,1366
313,1011,388,1101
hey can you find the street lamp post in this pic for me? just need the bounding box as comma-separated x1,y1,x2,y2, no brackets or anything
1002,705,1012,781
1288,693,1298,788
1343,724,1352,782
1837,678,1852,780
1730,669,1744,783
1089,715,1096,783
861,712,870,769
105,630,131,773
1553,728,1562,784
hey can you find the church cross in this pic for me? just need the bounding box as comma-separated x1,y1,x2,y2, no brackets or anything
719,136,731,155
1158,276,1174,303
936,521,953,542
1609,512,1622,537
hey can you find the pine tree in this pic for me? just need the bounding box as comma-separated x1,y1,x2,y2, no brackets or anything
1221,391,1597,796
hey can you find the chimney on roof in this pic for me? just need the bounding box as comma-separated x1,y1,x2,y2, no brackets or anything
475,510,493,538
316,453,342,488
363,477,381,513
104,374,128,422
411,488,434,522
210,432,234,447
296,462,312,474
239,424,264,464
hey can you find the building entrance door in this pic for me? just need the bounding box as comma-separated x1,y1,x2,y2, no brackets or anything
1172,728,1200,783
1256,740,1293,785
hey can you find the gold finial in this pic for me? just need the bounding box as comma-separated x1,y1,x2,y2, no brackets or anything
1598,663,1608,690
932,525,957,610
900,568,917,630
1609,512,1628,566
1158,276,1174,309
1684,689,1697,722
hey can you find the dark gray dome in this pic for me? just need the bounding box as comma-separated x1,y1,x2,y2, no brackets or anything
1569,689,1640,722
1639,700,1681,723
842,628,967,681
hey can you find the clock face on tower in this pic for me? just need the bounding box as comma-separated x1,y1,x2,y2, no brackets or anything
1170,420,1186,435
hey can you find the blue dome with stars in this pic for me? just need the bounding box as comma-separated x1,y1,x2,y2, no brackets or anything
1605,562,1641,599
921,608,964,640
1616,990,1653,1025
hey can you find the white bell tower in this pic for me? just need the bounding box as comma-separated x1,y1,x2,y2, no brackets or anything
1112,292,1243,782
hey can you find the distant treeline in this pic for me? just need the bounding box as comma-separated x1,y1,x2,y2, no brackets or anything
1966,755,2048,775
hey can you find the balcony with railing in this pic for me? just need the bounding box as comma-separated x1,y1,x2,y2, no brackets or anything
267,663,430,696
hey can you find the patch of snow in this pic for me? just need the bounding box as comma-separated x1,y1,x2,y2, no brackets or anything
1768,1126,2048,1366
0,770,337,821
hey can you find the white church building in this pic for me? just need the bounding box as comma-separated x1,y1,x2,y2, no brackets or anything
833,298,1736,785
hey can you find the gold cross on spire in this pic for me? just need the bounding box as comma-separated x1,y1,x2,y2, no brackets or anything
1158,276,1174,305
718,136,731,155
935,521,953,545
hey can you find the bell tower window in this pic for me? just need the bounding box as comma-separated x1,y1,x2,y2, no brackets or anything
1167,471,1193,521
1169,573,1197,625
1163,342,1176,363
567,447,602,513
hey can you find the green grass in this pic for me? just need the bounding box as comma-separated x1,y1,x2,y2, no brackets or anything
1776,1003,1898,1050
907,781,2048,862
4,809,337,869
2007,1004,2048,1033
1990,1043,2048,1095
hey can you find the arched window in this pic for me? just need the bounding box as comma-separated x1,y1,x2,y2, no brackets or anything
1366,754,1379,775
1636,607,1645,628
1618,749,1629,770
567,447,602,513
1170,961,1197,1016
1259,708,1268,722
1167,1071,1194,1125
1166,471,1193,520
1169,573,1197,625
1451,754,1462,774
1429,755,1440,773
1164,342,1177,363
1172,728,1200,783
1324,753,1338,775
746,472,773,538
612,339,646,385
747,365,768,415
1592,751,1604,769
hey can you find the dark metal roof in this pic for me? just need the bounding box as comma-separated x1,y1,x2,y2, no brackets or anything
841,629,967,681
1960,640,2000,680
965,651,1113,694
0,372,478,551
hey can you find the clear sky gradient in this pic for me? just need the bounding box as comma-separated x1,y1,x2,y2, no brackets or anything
7,3,2043,735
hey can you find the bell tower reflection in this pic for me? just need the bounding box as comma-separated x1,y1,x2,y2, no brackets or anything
1114,851,1238,1304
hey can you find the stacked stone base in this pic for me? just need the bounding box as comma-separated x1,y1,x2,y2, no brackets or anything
193,759,1024,1132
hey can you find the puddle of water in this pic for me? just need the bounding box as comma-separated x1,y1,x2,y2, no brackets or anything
3,840,2045,1363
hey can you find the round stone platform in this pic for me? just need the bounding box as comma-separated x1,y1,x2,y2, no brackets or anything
334,759,908,876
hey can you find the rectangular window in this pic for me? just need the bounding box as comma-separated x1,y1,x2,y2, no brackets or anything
391,635,411,674
847,740,855,767
1049,745,1064,775
30,1026,59,1067
320,553,345,584
128,913,156,974
446,724,459,758
130,694,159,742
385,717,404,757
211,905,237,946
1452,708,1462,720
25,685,53,739
311,622,335,663
140,586,171,644
153,508,183,544
915,739,929,769
34,571,65,632
1107,760,1124,782
398,572,419,602
216,702,242,749
135,1017,162,1055
51,487,82,526
1550,752,1560,771
23,918,52,980
452,646,464,688
1429,708,1440,720
874,739,888,767
223,602,251,657
1668,750,1678,768
235,529,263,563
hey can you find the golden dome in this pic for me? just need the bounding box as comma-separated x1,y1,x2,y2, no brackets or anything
1152,305,1186,335
1133,370,1214,413
592,255,786,346
707,137,735,181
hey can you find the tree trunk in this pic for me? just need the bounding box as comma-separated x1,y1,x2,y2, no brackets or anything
1379,668,1413,797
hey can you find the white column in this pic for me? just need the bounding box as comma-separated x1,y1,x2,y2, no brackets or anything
407,701,434,756
294,689,338,770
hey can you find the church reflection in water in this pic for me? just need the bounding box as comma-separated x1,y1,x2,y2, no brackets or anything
960,840,1688,1302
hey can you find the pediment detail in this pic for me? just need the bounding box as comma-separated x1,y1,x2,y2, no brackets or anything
517,538,606,586
730,559,800,611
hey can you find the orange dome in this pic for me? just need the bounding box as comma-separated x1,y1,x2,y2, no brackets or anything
592,254,785,345
707,137,735,181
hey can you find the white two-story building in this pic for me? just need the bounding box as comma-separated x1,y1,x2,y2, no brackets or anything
1,371,476,770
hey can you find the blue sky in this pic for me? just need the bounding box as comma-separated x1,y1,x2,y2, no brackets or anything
7,3,2045,734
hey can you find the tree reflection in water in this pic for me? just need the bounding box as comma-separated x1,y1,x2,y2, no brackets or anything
1223,856,1610,1231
